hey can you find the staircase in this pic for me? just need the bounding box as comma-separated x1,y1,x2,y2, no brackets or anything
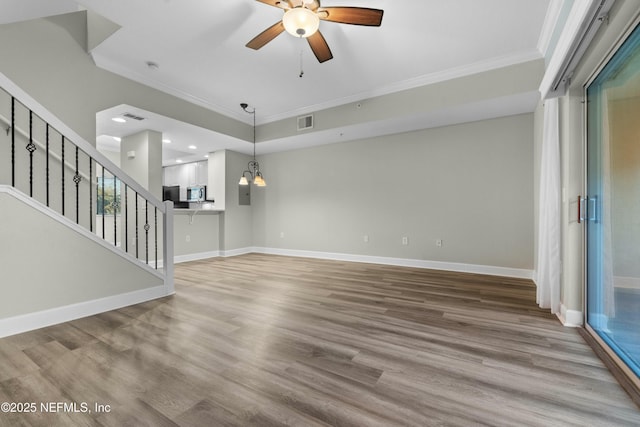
0,72,174,337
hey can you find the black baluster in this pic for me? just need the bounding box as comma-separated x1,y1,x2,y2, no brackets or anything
46,124,50,207
124,184,128,253
74,146,80,224
145,200,149,265
27,111,35,197
89,158,93,232
101,166,105,239
11,97,15,187
135,193,139,259
61,136,65,216
154,207,158,270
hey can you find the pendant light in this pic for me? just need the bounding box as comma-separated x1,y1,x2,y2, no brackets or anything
239,103,266,187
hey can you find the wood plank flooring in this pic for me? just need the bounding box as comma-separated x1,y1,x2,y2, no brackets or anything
1,253,639,426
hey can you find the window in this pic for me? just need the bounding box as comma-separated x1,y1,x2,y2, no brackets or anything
96,177,121,216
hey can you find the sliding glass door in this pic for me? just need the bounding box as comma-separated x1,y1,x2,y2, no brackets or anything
586,23,640,378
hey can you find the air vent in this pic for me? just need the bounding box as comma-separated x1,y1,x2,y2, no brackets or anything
123,112,145,121
297,114,313,131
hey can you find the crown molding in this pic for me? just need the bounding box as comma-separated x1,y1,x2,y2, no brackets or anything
93,50,542,127
260,50,543,124
537,0,565,58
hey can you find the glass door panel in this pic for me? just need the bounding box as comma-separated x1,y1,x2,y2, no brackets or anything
586,23,640,378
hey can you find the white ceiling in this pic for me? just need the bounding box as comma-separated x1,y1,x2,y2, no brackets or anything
2,0,556,165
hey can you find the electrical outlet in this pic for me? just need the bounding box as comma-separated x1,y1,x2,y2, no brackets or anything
280,231,285,238
186,235,191,242
402,236,408,245
363,235,369,243
436,239,443,247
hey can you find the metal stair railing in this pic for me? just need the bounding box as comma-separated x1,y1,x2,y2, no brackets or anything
0,75,173,291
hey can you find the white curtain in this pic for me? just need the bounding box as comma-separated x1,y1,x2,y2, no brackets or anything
535,97,561,314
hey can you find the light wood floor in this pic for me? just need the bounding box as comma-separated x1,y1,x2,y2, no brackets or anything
1,254,640,426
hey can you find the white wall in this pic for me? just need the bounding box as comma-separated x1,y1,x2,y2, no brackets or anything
253,113,534,271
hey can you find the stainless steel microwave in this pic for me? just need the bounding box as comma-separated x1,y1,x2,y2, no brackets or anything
187,185,206,202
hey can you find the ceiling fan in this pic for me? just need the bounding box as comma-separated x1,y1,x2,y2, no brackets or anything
246,0,384,63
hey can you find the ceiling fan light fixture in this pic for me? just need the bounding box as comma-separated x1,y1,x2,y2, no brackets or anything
283,7,319,38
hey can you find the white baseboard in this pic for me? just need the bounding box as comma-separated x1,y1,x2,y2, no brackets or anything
174,250,221,264
557,303,583,327
220,247,254,258
173,247,255,263
173,247,533,279
251,247,533,279
0,285,174,339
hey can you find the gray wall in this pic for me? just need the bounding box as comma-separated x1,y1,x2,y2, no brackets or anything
173,212,220,257
0,89,92,230
0,191,163,318
253,113,534,270
220,150,254,253
260,60,543,142
100,149,121,168
121,130,162,199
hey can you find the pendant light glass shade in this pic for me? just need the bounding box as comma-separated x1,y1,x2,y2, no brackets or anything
239,175,249,186
254,173,266,187
283,7,319,38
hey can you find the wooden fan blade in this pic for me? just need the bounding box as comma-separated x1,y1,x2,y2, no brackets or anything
306,0,321,11
307,30,333,63
318,7,383,26
246,21,285,50
255,0,292,9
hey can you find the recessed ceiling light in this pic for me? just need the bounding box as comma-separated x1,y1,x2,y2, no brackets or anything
113,136,121,142
176,159,183,163
111,117,126,123
204,154,209,158
163,139,171,143
188,145,197,150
